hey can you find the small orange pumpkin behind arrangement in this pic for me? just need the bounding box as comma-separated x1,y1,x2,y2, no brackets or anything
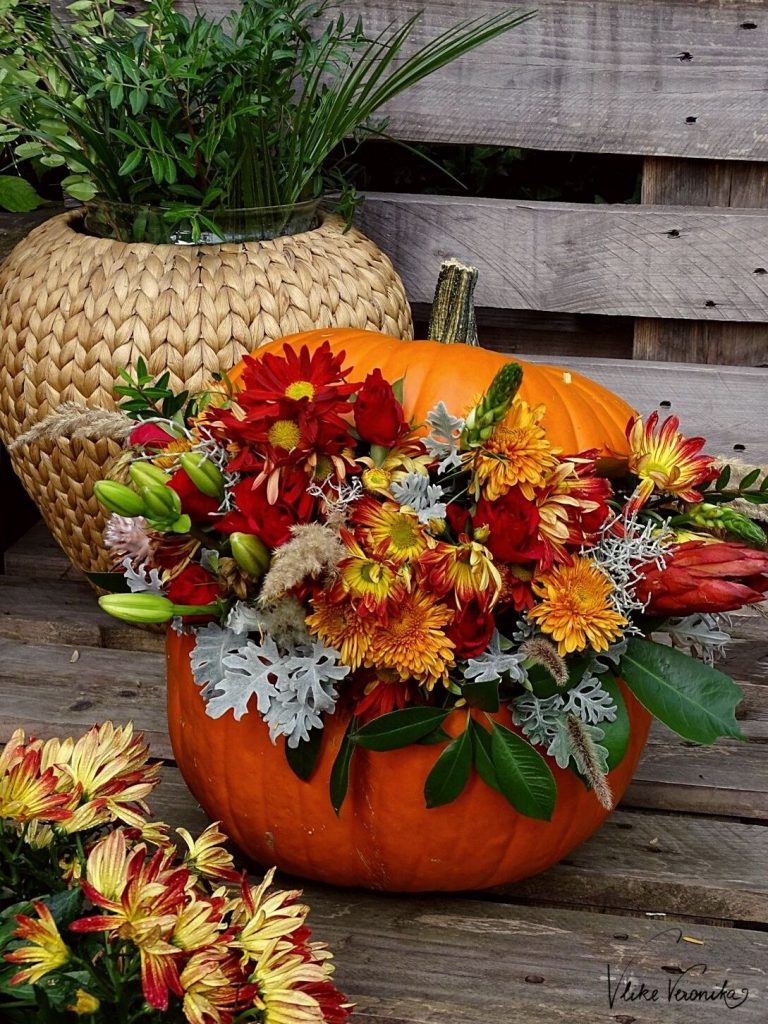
94,270,768,892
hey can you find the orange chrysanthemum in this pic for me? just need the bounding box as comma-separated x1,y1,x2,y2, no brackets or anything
473,400,560,501
306,589,377,669
365,588,455,689
529,557,628,655
626,411,717,513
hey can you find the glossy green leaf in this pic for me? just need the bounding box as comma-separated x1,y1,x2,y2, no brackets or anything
470,719,501,792
599,674,630,771
620,637,744,744
716,465,731,490
490,723,557,821
462,676,500,712
330,718,356,815
84,571,131,593
740,467,760,490
352,706,451,751
285,727,323,781
424,723,472,808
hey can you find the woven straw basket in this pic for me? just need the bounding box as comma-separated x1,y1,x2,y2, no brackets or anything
0,208,412,576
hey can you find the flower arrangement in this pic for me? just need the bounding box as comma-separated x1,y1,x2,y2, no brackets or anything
94,342,768,820
0,722,349,1023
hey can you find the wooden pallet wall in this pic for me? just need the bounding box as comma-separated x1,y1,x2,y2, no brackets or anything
205,0,768,364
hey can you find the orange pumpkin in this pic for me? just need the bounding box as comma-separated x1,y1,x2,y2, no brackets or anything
167,326,651,892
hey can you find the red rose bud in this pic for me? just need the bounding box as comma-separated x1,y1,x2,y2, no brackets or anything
129,423,176,449
169,468,220,524
636,540,768,615
167,564,221,606
353,369,408,447
444,600,496,659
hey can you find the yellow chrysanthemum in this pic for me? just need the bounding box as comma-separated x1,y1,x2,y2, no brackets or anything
177,821,238,882
337,531,402,615
358,442,431,496
306,591,376,669
474,400,560,501
355,500,429,565
180,952,238,1024
529,557,627,655
365,588,455,689
6,901,71,985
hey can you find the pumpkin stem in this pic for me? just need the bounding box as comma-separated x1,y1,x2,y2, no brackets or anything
427,258,479,346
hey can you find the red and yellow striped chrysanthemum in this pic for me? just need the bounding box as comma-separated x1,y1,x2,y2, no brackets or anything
626,411,717,513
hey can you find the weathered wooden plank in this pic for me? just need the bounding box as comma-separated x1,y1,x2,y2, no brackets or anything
626,735,768,819
358,193,768,327
634,158,768,364
151,766,768,925
187,0,768,164
0,576,164,653
4,521,88,584
0,637,169,752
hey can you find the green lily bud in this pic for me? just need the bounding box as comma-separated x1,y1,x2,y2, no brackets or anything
141,482,182,521
99,593,175,624
460,362,523,449
179,452,225,500
129,461,171,489
94,480,145,518
99,593,220,624
230,532,271,579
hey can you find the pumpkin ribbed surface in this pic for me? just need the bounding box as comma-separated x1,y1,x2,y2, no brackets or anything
169,331,648,891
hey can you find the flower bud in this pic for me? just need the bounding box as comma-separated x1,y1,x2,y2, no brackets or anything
129,461,171,489
99,592,220,623
460,362,523,449
230,532,271,579
99,593,176,624
179,452,225,500
93,480,145,518
141,482,182,521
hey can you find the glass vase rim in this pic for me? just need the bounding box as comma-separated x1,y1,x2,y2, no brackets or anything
82,196,323,215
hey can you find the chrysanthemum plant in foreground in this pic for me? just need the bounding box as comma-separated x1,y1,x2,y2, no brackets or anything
0,723,349,1024
94,310,768,820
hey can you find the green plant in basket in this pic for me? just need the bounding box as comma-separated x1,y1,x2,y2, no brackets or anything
0,0,533,240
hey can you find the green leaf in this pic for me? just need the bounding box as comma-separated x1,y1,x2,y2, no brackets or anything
620,637,744,744
740,467,760,490
423,722,472,808
490,723,557,821
470,719,501,792
84,571,131,593
330,718,356,815
417,726,450,745
63,180,97,202
285,727,323,782
0,176,42,213
391,375,405,405
118,150,143,176
600,674,630,771
716,465,731,490
352,706,451,751
462,676,500,712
